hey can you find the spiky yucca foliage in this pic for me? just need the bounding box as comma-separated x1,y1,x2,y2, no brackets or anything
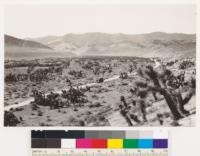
136,65,194,120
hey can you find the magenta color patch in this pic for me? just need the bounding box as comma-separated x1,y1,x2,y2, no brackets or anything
76,139,92,148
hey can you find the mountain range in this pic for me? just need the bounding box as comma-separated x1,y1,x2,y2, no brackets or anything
5,32,196,59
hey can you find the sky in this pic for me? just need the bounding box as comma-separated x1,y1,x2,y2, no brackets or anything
4,4,196,38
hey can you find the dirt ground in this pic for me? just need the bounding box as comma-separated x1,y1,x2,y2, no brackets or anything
4,56,196,126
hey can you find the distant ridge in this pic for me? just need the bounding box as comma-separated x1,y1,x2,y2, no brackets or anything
27,32,196,58
5,35,75,59
5,32,196,59
5,34,52,50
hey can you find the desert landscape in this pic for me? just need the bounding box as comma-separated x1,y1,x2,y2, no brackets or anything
4,32,196,127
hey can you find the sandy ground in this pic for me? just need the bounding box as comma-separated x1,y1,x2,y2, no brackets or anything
4,57,196,126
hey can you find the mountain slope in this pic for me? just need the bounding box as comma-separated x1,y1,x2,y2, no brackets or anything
29,32,196,58
5,34,52,50
5,35,75,59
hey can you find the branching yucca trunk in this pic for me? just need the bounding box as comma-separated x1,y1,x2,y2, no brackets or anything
159,89,182,119
137,65,193,120
119,110,133,126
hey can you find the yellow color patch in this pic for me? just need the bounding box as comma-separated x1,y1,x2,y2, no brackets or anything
107,139,123,148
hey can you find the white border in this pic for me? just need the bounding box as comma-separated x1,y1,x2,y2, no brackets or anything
0,1,199,156
0,0,198,129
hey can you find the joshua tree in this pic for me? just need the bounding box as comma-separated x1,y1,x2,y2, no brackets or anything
136,65,194,120
5,73,17,83
61,87,87,107
118,96,132,126
120,96,128,107
32,90,46,106
120,72,128,79
118,104,133,126
137,91,148,122
27,65,35,81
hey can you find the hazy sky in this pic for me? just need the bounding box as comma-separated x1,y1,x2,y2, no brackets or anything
5,4,196,38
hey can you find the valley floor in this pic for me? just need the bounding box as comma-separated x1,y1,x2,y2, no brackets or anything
4,56,196,127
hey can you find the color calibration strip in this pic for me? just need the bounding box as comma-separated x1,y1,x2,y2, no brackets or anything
31,130,168,149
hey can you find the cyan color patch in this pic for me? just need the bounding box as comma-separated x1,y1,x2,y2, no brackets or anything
138,139,153,148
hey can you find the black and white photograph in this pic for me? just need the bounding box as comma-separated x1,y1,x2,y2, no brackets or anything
4,4,196,127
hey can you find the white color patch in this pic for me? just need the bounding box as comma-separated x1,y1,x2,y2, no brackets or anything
153,130,168,139
61,139,76,148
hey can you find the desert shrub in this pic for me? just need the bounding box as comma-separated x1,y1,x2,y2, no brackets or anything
37,110,43,116
97,78,104,83
32,90,63,109
32,90,46,106
91,94,98,99
61,87,87,106
15,107,24,112
179,60,194,69
4,111,20,126
120,72,128,79
31,103,39,111
5,73,18,83
166,61,175,66
29,66,62,82
46,93,64,109
88,102,102,108
68,70,85,78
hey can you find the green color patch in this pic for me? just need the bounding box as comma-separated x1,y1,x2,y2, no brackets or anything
123,139,138,148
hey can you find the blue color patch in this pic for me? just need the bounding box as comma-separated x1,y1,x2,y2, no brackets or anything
138,139,153,148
